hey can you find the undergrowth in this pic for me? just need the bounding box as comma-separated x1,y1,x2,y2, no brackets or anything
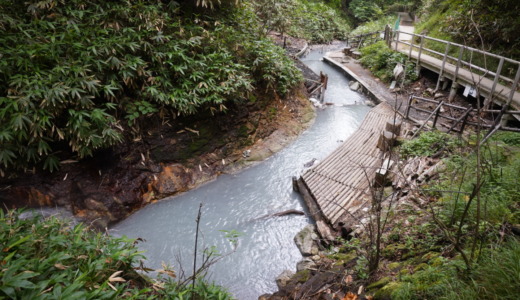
359,41,418,83
0,210,232,299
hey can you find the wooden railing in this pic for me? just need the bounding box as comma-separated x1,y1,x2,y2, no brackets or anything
347,30,384,49
391,30,520,102
406,95,520,141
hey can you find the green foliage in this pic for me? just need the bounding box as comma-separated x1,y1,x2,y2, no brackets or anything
359,41,418,82
350,15,395,36
415,0,520,60
400,130,462,157
0,1,302,174
391,239,520,300
349,0,384,22
0,209,232,299
254,0,351,43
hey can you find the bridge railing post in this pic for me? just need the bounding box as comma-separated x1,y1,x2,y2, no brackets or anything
417,35,425,65
405,95,413,119
395,31,400,51
454,45,464,83
435,42,451,91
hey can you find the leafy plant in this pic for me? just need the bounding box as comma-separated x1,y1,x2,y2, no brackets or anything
400,130,462,158
0,209,232,299
359,41,418,83
0,1,302,175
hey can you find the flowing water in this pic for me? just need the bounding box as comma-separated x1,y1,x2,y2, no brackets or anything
111,48,370,299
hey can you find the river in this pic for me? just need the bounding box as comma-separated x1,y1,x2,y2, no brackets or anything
111,47,370,299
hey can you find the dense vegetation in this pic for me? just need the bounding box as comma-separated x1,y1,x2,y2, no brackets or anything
0,0,302,175
0,210,232,299
359,41,418,83
383,131,520,299
254,0,351,43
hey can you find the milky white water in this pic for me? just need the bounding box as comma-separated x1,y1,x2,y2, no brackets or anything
111,48,370,299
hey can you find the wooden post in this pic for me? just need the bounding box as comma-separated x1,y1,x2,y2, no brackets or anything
435,42,451,91
432,102,442,128
484,57,504,108
408,35,413,59
412,101,445,138
454,46,464,83
395,31,400,51
507,64,520,105
385,119,402,136
377,131,397,152
448,107,473,133
405,95,413,119
417,35,425,66
448,82,459,102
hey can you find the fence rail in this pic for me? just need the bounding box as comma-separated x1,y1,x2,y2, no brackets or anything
391,30,520,108
405,96,520,141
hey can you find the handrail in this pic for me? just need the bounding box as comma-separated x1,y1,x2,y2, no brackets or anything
390,30,520,98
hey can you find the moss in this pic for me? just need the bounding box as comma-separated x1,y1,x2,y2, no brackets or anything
367,276,392,290
374,281,402,300
413,263,429,273
421,252,441,263
294,269,311,283
387,262,402,270
329,250,357,265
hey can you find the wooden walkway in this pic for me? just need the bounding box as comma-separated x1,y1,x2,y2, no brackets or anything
391,31,520,110
300,102,398,226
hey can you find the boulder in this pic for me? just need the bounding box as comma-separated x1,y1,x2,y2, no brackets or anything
276,270,294,289
349,81,361,91
294,224,319,256
296,258,317,272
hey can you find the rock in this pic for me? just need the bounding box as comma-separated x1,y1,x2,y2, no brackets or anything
153,164,191,196
365,100,376,107
242,149,251,158
296,258,317,271
434,92,444,99
294,224,319,256
310,255,321,261
425,88,434,95
349,81,361,91
275,270,294,289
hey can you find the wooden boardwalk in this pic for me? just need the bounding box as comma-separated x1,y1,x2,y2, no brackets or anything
389,30,520,111
300,102,398,226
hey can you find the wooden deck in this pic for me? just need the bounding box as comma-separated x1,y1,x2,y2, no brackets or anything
300,102,399,226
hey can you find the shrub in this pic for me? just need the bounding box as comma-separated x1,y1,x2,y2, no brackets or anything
359,41,418,83
400,130,462,158
0,209,232,299
0,1,302,174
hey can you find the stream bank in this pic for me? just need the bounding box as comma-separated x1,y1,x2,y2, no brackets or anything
0,66,316,229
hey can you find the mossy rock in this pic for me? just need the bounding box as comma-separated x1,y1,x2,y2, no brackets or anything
329,250,357,265
374,281,402,300
293,269,311,283
383,243,408,258
367,276,392,290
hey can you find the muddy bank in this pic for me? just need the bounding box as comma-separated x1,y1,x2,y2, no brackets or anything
1,74,316,229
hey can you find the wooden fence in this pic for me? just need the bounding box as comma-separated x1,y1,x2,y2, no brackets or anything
405,95,520,142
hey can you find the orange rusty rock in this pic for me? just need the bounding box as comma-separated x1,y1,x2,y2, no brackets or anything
26,188,53,207
153,164,192,196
